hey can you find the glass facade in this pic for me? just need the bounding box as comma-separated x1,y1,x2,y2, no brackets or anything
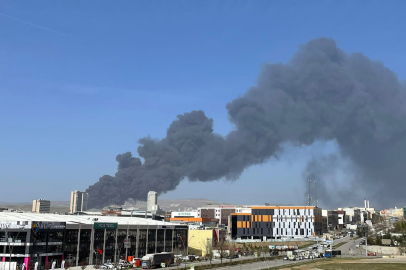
0,221,187,268
138,230,147,257
147,229,156,254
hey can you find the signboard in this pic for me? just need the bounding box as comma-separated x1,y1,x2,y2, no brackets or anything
161,263,166,268
171,212,198,218
175,226,188,230
124,239,131,249
0,222,31,230
93,223,118,229
32,222,66,234
159,225,173,229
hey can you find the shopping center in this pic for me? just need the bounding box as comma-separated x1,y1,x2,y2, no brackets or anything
0,212,188,269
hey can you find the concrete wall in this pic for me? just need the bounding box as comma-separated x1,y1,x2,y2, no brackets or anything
363,245,401,255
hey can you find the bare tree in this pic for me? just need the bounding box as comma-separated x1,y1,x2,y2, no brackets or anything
164,257,172,268
175,257,182,270
202,239,214,267
260,243,269,259
217,240,229,265
228,241,237,264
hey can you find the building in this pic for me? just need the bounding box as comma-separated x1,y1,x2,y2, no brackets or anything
337,207,361,225
230,206,322,240
198,205,245,226
147,191,157,212
32,200,51,213
0,212,188,268
327,211,339,230
70,191,89,214
167,211,218,227
188,228,227,256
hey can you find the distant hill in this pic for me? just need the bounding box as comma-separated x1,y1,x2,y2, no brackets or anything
0,199,230,213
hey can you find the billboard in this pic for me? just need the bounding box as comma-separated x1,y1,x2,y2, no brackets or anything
93,223,118,229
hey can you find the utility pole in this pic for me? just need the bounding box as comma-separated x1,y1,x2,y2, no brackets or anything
365,225,368,257
308,180,312,206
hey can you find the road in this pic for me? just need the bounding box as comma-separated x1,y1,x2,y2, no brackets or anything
334,235,366,256
165,257,325,270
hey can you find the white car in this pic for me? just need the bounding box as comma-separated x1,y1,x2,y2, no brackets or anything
101,263,114,269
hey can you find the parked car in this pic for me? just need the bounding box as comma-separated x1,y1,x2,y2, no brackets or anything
101,264,113,269
368,252,376,256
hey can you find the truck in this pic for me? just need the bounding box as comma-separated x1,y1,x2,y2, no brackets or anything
141,253,174,269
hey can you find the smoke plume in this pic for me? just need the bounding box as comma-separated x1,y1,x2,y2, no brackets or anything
87,38,406,209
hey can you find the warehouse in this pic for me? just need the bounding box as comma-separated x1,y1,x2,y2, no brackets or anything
230,206,322,240
0,212,188,269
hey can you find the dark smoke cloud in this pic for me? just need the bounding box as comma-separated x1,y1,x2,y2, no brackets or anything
301,154,361,210
87,38,406,209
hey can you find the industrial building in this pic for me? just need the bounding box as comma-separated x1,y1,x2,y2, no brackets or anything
0,212,188,269
230,206,322,240
32,200,51,214
70,191,89,214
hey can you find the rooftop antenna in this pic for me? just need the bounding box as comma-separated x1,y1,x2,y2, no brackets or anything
314,180,317,207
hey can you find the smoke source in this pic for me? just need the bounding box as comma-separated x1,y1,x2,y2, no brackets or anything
87,38,406,209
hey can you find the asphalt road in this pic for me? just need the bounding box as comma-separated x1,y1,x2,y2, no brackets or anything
334,236,367,257
165,257,325,270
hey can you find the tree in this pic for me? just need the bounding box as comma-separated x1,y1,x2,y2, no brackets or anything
80,261,88,270
260,243,269,259
164,257,171,268
175,257,182,270
228,241,237,264
202,239,214,267
216,240,229,265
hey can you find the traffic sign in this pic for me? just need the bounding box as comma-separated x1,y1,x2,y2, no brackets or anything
161,263,166,268
124,239,131,249
190,264,194,269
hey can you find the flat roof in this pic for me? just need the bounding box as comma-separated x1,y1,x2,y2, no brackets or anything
0,212,179,226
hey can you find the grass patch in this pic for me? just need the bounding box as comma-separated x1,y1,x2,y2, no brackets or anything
353,236,361,240
333,241,348,248
263,258,405,270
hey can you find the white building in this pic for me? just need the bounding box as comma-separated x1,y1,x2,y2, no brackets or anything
32,199,51,213
147,191,158,212
70,190,89,213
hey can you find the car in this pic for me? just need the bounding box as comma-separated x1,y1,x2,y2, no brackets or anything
368,252,376,256
283,256,288,260
101,264,113,269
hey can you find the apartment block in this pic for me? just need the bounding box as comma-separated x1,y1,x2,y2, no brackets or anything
32,199,51,213
70,191,89,214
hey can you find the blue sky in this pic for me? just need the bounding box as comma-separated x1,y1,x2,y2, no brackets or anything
1,1,405,207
